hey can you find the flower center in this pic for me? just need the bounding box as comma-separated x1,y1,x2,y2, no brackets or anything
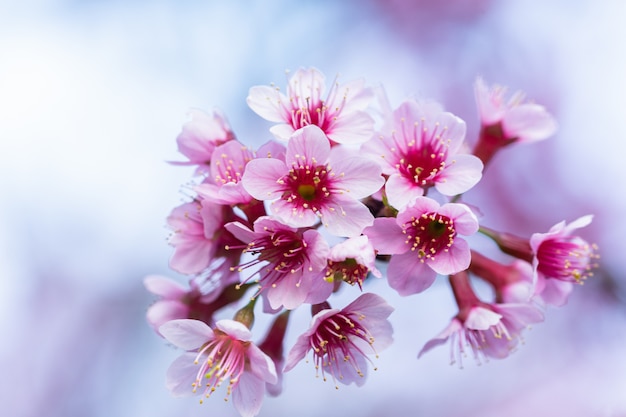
233,228,309,290
280,163,334,211
310,312,374,385
192,332,249,402
398,143,447,187
536,237,597,283
326,258,369,288
403,212,456,260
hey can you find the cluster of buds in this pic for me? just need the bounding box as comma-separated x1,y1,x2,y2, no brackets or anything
145,68,598,416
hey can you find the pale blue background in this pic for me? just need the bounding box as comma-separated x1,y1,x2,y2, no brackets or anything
1,1,625,416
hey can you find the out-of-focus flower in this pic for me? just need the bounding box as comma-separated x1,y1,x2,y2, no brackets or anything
362,99,483,210
284,293,394,387
257,311,290,397
482,215,598,303
160,319,277,417
325,235,382,289
247,67,375,145
225,216,331,310
241,125,384,237
419,272,544,366
144,276,252,330
166,199,242,282
170,108,236,174
365,197,479,295
472,77,558,166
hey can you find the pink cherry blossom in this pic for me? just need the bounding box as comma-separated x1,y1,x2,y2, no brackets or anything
171,108,236,174
166,199,242,282
364,196,479,295
144,275,253,331
325,235,382,288
225,216,331,310
160,319,277,417
530,215,598,285
472,77,558,165
362,99,483,209
284,293,394,387
419,272,544,366
194,139,285,206
241,125,384,237
247,67,375,144
474,77,558,143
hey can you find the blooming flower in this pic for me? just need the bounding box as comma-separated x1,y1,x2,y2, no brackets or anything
530,215,597,283
325,235,382,289
284,293,394,387
419,272,544,366
362,99,483,210
166,199,242,282
160,319,277,417
241,125,384,237
195,139,285,206
472,77,558,165
364,196,479,295
170,108,236,174
225,216,331,310
247,67,375,144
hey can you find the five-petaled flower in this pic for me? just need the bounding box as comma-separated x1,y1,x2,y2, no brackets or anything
247,67,375,145
241,125,384,237
225,216,331,310
160,319,277,417
171,108,236,174
362,99,483,210
418,272,544,366
365,196,479,295
284,293,394,387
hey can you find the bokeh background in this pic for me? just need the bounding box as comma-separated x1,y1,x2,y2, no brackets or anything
1,1,625,416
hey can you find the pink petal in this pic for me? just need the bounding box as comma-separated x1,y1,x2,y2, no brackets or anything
418,319,462,358
438,203,479,236
232,371,266,417
343,293,394,321
363,217,407,255
319,197,375,237
328,153,384,198
246,85,287,123
165,353,201,397
246,343,278,384
270,198,320,228
503,103,558,142
147,300,189,330
465,307,502,331
215,319,252,341
387,253,437,296
285,125,330,165
168,239,214,275
241,158,287,201
269,124,295,141
326,110,375,145
434,154,483,196
283,334,310,372
159,319,213,350
385,173,424,210
428,237,471,275
143,275,187,298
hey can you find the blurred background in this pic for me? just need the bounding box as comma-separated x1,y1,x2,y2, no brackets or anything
1,0,625,416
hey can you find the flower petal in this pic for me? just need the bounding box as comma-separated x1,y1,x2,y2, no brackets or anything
387,253,437,296
159,319,213,350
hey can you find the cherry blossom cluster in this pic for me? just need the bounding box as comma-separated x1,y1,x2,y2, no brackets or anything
145,68,599,417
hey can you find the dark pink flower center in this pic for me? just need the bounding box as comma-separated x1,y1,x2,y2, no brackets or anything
279,163,335,211
310,311,374,384
290,98,332,131
403,212,456,260
235,228,310,288
326,258,369,289
193,332,249,401
536,237,597,283
397,142,448,187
